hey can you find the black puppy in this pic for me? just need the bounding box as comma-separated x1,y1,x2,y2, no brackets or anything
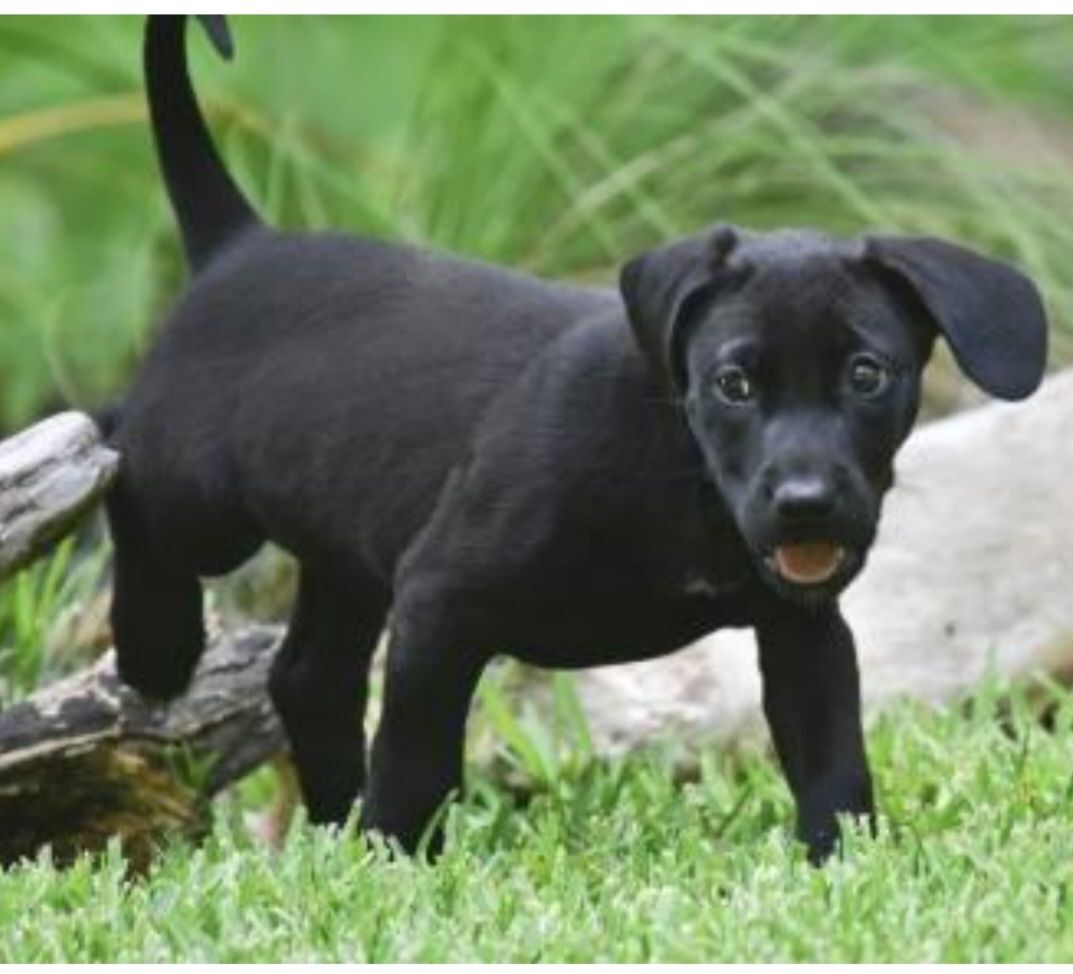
105,16,1048,863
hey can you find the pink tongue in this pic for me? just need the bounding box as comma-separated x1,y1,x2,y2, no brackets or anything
774,543,845,585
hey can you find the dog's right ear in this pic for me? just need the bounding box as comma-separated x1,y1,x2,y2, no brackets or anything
620,225,739,393
864,235,1048,400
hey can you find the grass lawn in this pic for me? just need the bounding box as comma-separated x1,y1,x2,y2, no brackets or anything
3,680,1073,962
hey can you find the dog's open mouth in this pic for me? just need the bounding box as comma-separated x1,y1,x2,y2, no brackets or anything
766,542,846,586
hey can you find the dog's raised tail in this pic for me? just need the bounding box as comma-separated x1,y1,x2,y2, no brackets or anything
144,15,260,271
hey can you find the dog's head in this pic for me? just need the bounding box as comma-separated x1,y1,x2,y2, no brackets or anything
621,225,1048,604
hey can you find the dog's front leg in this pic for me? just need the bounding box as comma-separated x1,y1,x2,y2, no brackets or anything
754,602,874,864
360,586,490,856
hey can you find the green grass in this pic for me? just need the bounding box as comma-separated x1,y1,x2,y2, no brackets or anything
0,538,107,708
3,680,1073,962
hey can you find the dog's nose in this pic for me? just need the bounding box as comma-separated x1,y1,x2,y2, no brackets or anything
772,476,836,520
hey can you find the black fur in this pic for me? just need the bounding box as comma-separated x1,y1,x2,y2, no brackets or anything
144,16,256,269
106,16,1049,863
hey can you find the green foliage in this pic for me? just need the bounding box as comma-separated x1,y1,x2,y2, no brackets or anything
0,538,106,707
4,681,1073,961
1,16,1073,427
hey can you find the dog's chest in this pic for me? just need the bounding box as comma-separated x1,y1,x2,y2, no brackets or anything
640,494,756,601
498,517,760,668
502,577,757,669
679,571,730,599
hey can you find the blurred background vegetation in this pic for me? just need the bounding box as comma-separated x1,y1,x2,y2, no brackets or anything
2,15,1073,432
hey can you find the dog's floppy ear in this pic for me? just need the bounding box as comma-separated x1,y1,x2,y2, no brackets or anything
620,225,739,392
864,235,1048,401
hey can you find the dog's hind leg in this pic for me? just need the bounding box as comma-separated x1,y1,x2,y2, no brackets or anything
106,482,207,701
268,566,389,826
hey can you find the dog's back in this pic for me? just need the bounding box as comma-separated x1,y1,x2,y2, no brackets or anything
119,229,613,578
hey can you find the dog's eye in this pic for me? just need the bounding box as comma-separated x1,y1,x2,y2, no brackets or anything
713,365,755,405
847,354,891,398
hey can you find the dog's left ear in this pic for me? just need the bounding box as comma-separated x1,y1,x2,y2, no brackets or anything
620,225,739,392
864,235,1048,401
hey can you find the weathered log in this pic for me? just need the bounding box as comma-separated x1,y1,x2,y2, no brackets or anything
0,412,118,581
0,626,284,868
0,410,288,866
